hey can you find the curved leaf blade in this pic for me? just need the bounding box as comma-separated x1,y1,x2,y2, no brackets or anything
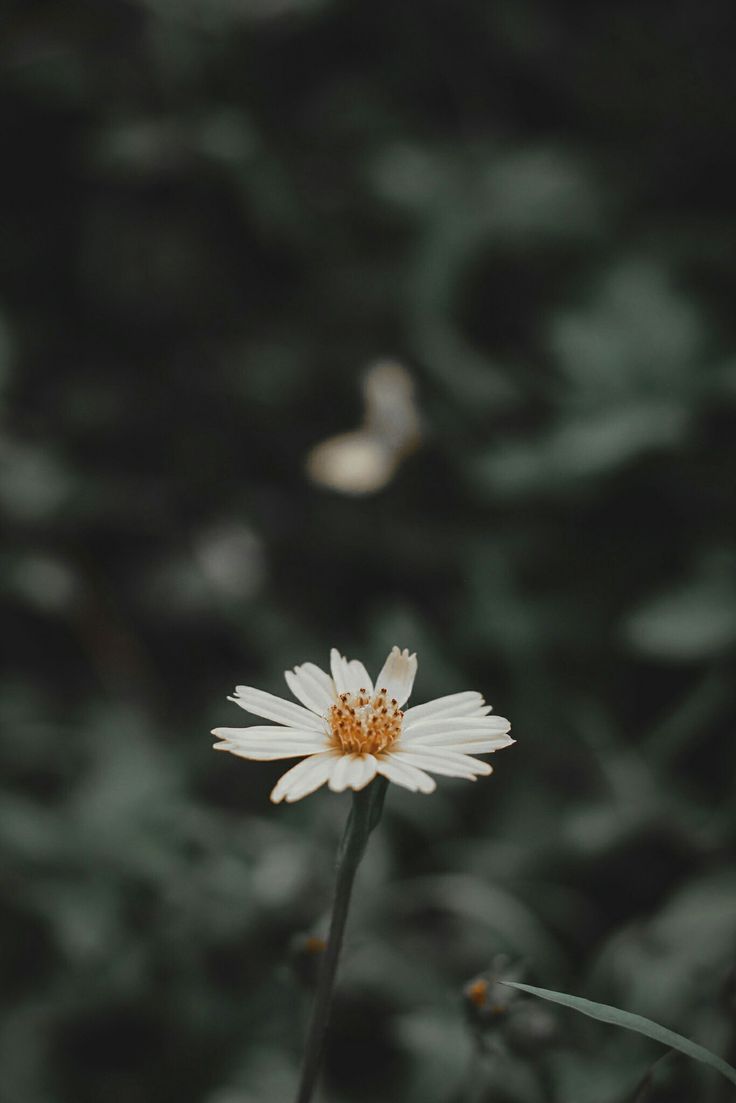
500,980,736,1088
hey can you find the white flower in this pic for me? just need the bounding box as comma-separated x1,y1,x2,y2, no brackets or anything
212,646,514,804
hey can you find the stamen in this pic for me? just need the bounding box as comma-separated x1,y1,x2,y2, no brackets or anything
328,690,403,756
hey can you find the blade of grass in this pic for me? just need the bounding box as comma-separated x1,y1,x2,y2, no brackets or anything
500,981,736,1089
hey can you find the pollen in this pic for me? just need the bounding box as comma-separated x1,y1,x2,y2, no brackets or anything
328,688,403,755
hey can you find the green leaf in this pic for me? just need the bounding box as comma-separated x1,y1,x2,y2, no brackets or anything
500,980,736,1089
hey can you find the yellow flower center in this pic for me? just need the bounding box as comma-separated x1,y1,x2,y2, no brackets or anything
328,689,403,756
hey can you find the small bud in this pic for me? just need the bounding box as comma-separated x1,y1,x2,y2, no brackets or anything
462,955,524,1030
463,974,514,1027
289,933,327,987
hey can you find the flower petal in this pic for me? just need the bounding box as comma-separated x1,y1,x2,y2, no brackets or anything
391,749,480,780
396,747,493,776
328,754,356,792
330,753,377,792
215,745,323,761
271,753,336,803
330,649,353,695
442,751,494,774
284,663,335,715
375,753,436,793
403,715,510,738
403,692,491,728
213,726,324,742
426,737,515,754
329,650,374,696
347,660,373,696
230,686,325,731
213,727,328,760
412,736,516,754
403,718,511,747
350,753,378,790
374,646,417,706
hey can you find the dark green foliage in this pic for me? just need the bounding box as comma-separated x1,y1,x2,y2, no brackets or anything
1,2,735,1100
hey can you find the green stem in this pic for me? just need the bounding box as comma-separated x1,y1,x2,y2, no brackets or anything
462,1038,491,1103
294,777,388,1103
624,1050,675,1103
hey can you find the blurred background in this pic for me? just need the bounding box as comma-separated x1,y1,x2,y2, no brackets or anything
1,1,736,1101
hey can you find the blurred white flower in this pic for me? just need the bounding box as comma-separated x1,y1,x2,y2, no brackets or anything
306,360,420,495
194,523,265,599
212,646,513,803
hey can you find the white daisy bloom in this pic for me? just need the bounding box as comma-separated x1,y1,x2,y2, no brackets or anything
212,646,514,804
